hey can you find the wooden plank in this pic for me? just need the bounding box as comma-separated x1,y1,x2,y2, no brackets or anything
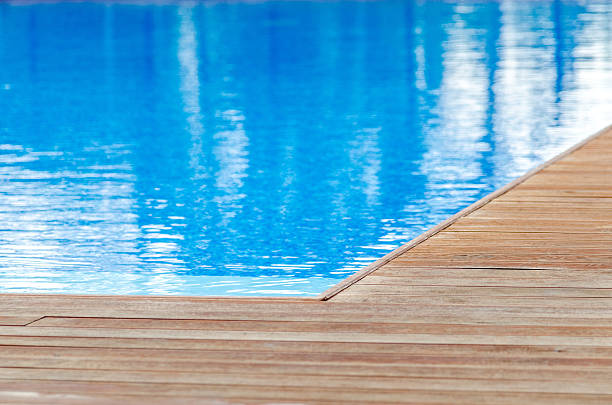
382,261,611,271
5,302,612,319
331,294,612,306
467,210,612,220
0,316,42,326
447,218,612,233
6,339,612,358
362,274,612,289
19,317,612,337
390,252,612,263
1,381,611,405
24,296,608,309
3,358,612,383
428,231,612,241
2,368,612,394
4,325,612,345
335,284,612,297
415,241,610,250
5,344,612,364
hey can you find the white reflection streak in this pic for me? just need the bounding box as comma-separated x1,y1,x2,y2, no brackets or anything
349,127,381,206
496,0,555,174
569,4,612,138
417,8,486,206
213,109,249,197
178,6,206,179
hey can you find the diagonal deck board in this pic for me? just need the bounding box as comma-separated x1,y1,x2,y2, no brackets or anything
0,125,611,404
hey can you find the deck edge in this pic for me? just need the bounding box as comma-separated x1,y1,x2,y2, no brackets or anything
318,123,612,301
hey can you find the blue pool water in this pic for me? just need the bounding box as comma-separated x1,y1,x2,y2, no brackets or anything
0,1,611,296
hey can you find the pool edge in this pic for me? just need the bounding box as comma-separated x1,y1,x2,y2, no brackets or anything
2,124,610,301
317,123,612,301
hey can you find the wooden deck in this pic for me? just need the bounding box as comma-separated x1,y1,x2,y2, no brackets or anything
1,125,611,404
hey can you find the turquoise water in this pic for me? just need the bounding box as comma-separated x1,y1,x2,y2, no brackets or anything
0,0,610,296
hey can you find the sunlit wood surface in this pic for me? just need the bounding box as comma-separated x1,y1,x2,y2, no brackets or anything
1,126,611,404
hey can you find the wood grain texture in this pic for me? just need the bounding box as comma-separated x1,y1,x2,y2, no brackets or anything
0,316,42,326
0,125,610,404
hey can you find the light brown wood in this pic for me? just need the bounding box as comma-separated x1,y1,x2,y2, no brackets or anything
0,316,42,326
0,125,611,404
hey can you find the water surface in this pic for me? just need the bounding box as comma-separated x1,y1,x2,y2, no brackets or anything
0,0,611,295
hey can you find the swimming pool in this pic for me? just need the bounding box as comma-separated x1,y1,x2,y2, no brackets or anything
0,0,611,296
